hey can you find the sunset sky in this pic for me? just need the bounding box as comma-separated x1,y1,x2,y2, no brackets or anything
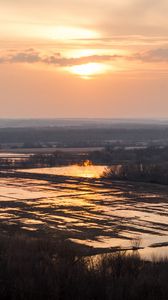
0,0,168,118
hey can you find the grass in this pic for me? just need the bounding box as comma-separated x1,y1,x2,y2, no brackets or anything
0,234,167,299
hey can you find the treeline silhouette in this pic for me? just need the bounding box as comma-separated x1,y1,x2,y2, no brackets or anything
104,163,168,185
101,145,168,164
93,146,168,185
0,152,89,169
1,125,168,147
2,145,168,167
0,234,168,300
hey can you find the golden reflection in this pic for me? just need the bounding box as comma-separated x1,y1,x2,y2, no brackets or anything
71,165,104,178
80,160,93,167
19,164,106,178
1,176,168,257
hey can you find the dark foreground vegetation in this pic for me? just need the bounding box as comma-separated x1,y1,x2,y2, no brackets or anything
0,234,168,300
104,163,168,185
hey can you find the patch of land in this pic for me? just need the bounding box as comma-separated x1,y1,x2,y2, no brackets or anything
0,147,104,154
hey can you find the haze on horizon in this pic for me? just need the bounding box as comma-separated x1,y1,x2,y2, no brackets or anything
0,0,168,118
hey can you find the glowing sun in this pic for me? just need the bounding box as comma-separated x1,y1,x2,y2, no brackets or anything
69,63,106,78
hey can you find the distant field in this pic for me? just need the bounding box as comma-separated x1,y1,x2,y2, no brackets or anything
0,147,104,154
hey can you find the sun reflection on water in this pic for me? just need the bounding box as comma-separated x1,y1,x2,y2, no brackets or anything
1,176,168,259
19,162,106,178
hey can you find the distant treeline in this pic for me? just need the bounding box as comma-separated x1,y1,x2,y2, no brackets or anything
102,145,168,164
0,152,82,169
0,125,168,147
1,146,168,170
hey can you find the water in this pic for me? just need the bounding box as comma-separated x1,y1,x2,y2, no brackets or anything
19,164,106,178
0,169,168,259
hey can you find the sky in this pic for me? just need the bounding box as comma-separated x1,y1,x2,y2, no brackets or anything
0,0,168,118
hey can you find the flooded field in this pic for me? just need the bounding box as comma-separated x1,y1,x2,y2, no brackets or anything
0,152,30,161
0,166,168,260
20,164,106,178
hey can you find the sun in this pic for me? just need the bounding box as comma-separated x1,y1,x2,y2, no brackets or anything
69,62,106,78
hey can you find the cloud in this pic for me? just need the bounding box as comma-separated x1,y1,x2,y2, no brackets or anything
134,48,168,62
0,49,121,66
0,47,168,69
9,51,40,63
97,0,168,36
0,49,40,64
43,54,121,66
2,0,168,39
